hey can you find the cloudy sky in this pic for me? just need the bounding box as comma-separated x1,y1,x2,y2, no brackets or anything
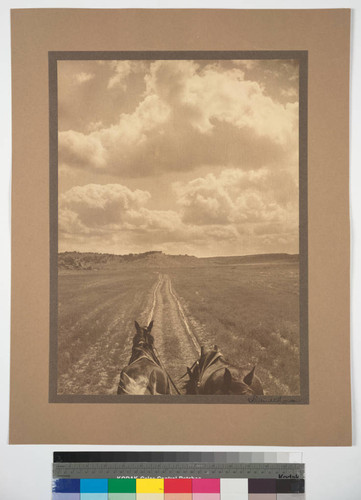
58,58,299,257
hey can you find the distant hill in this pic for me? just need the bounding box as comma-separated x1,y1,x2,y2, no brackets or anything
58,250,299,271
203,253,299,266
58,250,201,271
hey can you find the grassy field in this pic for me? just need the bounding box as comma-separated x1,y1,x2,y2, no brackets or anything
57,253,301,396
57,268,157,394
168,261,300,395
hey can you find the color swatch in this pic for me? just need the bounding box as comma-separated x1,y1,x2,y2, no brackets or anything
108,479,136,500
52,453,304,499
164,478,192,500
53,478,305,499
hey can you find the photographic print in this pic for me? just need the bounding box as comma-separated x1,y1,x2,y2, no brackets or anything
50,52,308,403
11,9,351,445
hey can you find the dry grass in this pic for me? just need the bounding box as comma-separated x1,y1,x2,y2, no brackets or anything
57,268,156,394
168,262,300,395
57,257,301,396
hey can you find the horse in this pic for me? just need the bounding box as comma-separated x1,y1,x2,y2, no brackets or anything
183,345,264,396
117,320,172,395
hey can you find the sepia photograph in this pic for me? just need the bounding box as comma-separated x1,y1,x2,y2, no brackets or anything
50,53,307,402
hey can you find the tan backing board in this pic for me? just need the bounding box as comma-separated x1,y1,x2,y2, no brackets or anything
10,9,351,445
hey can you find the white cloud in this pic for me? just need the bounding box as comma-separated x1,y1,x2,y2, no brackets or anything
60,131,106,170
107,61,146,90
58,60,299,256
87,121,104,132
231,60,257,70
59,173,299,256
59,184,190,246
281,87,298,99
60,184,151,229
174,174,234,225
75,72,95,84
59,94,170,172
59,182,248,251
58,60,299,177
174,168,298,228
145,60,298,144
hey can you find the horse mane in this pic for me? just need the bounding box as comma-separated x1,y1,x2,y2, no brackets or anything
129,343,159,366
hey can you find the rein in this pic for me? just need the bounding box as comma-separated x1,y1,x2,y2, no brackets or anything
153,346,181,395
179,358,199,380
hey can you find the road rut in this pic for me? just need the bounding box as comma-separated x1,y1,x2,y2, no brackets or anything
145,273,201,392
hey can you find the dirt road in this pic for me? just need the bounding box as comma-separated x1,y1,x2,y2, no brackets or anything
145,274,201,391
57,270,200,395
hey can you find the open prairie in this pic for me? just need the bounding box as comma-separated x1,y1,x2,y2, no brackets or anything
57,268,157,395
57,253,299,396
168,260,300,396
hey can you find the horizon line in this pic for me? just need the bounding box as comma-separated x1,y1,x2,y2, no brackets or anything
58,249,300,259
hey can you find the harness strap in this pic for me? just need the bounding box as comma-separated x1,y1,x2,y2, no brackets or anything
198,351,224,384
128,352,155,367
179,359,199,380
125,344,181,395
153,346,181,395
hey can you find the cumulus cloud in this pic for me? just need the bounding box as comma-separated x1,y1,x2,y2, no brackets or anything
58,59,300,256
75,72,95,84
59,94,170,173
107,61,146,90
59,182,247,253
59,183,194,248
174,174,234,225
145,60,297,143
231,60,258,70
59,184,151,230
60,183,210,241
59,173,298,257
174,168,298,229
58,59,299,177
60,131,107,169
281,87,298,99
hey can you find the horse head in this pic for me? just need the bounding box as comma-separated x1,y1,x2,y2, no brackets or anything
184,345,264,396
117,319,173,395
133,320,154,348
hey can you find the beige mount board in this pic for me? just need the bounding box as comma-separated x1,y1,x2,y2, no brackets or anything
10,9,350,445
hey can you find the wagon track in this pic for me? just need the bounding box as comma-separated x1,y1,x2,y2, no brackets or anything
145,273,201,391
168,278,201,354
57,271,201,395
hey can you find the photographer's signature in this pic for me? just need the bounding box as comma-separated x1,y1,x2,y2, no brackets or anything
248,395,299,403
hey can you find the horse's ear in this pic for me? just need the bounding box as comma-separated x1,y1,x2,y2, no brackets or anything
134,321,141,332
147,320,154,333
201,346,205,356
214,344,219,351
243,366,256,386
223,368,232,388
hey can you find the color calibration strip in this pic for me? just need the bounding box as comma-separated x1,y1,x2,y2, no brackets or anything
53,477,305,499
53,452,303,464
